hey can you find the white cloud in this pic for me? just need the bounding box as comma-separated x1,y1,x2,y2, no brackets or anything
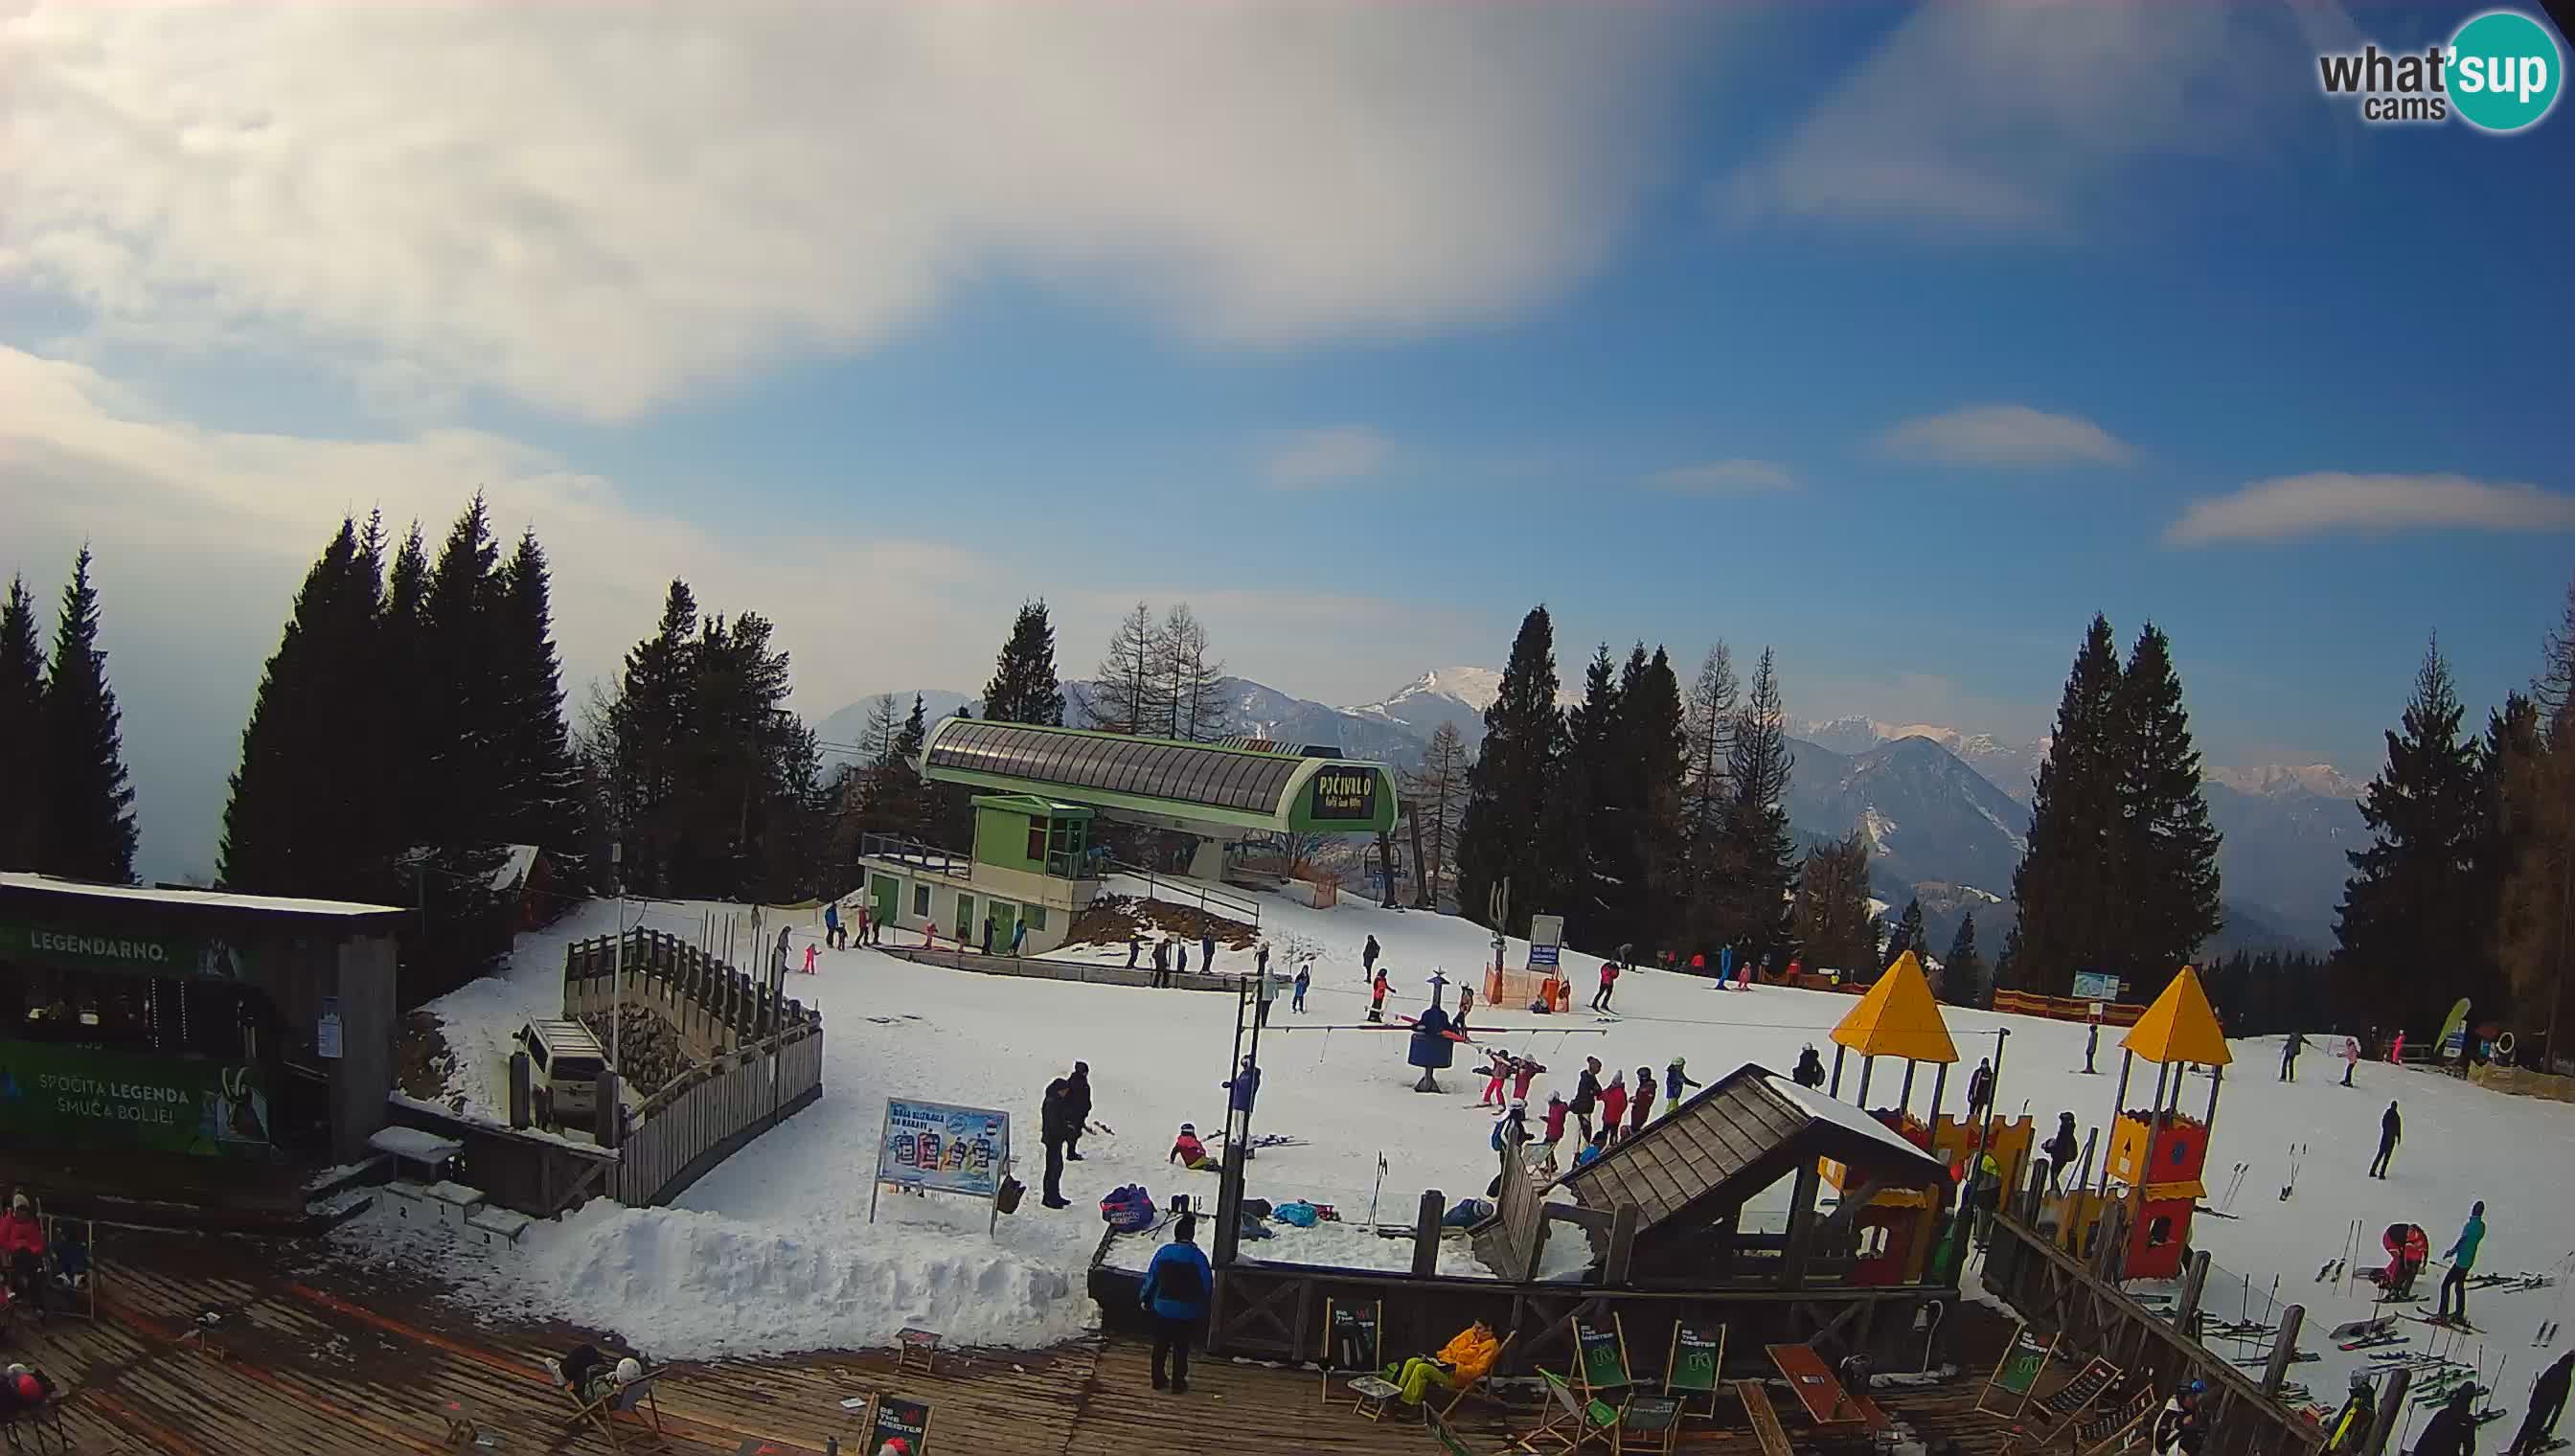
1720,0,2353,237
2165,471,2575,545
0,5,1697,421
1875,404,2133,468
1265,426,1394,489
1647,459,1796,495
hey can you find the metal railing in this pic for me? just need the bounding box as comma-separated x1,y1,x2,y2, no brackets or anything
1103,858,1262,927
858,832,972,880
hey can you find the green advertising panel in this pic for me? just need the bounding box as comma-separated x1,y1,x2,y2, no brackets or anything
0,1039,272,1156
1573,1318,1629,1392
1668,1324,1723,1393
0,919,253,981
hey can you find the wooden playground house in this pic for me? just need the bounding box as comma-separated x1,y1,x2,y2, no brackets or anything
2047,965,2231,1280
1817,951,2032,1285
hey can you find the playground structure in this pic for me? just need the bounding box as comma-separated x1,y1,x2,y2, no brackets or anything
2042,965,2231,1281
1815,951,2032,1286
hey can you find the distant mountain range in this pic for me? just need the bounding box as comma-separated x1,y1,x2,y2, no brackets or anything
818,664,2364,954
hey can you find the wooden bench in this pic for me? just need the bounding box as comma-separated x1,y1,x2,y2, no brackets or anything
1736,1380,1793,1456
1765,1342,1891,1436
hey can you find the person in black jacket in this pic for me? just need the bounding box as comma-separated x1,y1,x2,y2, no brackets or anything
1966,1058,1994,1119
2415,1382,2480,1456
1363,935,1380,979
1039,1078,1077,1208
1570,1058,1603,1143
2041,1112,2081,1194
1064,1062,1095,1161
2371,1101,2401,1178
1792,1045,1828,1088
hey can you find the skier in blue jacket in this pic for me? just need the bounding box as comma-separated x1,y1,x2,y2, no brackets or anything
2435,1200,2487,1324
1222,1057,1263,1161
1139,1214,1213,1394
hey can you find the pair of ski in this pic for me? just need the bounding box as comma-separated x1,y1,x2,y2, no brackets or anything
2403,1311,2482,1334
2536,1319,2562,1347
2339,1331,2406,1352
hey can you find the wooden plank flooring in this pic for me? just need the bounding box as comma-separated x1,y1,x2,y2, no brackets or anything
3,1247,2031,1454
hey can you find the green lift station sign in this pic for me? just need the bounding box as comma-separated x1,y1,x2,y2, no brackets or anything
0,920,250,980
0,1041,272,1156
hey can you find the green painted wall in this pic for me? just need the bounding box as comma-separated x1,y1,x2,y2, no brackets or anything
973,807,1044,875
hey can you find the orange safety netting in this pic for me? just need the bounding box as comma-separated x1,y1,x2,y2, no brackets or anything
1485,965,1571,1012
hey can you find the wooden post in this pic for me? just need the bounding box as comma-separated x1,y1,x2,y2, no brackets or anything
1856,1056,1875,1107
1829,1045,1848,1097
2176,1249,2213,1332
2099,1052,2134,1195
509,1052,533,1130
2260,1305,2304,1396
1781,1157,1823,1288
596,1069,623,1149
1604,1205,1642,1285
1412,1192,1446,1278
2361,1365,2412,1456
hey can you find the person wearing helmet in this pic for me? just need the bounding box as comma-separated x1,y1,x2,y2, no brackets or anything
1629,1066,1658,1133
1140,1214,1213,1395
1792,1046,1827,1089
613,1357,643,1385
2153,1379,2205,1454
2436,1200,2488,1325
876,1439,912,1456
1664,1058,1701,1108
2506,1347,2574,1456
2416,1380,2482,1456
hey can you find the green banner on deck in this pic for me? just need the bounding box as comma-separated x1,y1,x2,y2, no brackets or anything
0,920,252,980
0,1039,272,1156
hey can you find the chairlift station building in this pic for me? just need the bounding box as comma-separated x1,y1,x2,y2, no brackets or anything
852,719,1399,954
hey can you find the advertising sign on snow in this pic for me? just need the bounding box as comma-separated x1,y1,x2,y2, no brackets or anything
877,1099,1010,1199
2069,970,2121,1003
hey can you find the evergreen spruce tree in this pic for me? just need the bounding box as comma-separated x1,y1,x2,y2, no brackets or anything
2336,637,2489,1038
37,548,139,883
1885,897,1926,969
604,580,701,896
0,576,46,869
1561,644,1628,948
2108,624,2224,1000
1622,646,1691,955
1455,605,1566,937
490,528,587,892
379,523,432,869
1677,643,1739,954
1943,913,1986,1007
219,515,395,901
1716,647,1798,968
1790,831,1874,974
2006,615,2125,991
982,601,1066,726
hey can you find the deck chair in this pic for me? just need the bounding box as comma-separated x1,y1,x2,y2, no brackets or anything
1429,1403,1514,1456
544,1354,670,1452
0,1378,70,1456
1438,1331,1518,1419
1569,1313,1634,1414
1515,1369,1622,1453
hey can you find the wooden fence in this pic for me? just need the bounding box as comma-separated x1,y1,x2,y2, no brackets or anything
1991,990,2147,1027
1981,1208,2323,1456
563,926,820,1053
609,1019,825,1206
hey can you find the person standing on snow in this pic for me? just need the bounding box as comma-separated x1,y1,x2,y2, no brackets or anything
1127,931,1143,968
2506,1347,2574,1456
1255,966,1283,1027
1479,1051,1514,1108
1629,1065,1658,1134
981,915,997,955
1455,985,1474,1035
1793,1045,1827,1089
1617,942,1635,972
2392,1029,2407,1065
801,942,818,974
1200,930,1216,973
1257,941,1270,978
2372,1100,2402,1178
1514,1056,1545,1103
2414,1381,2480,1456
1571,1058,1604,1142
1064,1061,1096,1161
2084,1019,2102,1074
1591,960,1620,1012
1363,935,1381,981
2435,1200,2486,1324
2340,1035,2360,1086
1139,1214,1213,1395
1367,967,1390,1022
1664,1058,1700,1110
1010,918,1029,955
2280,1032,2307,1081
2041,1113,2081,1194
1175,939,1190,975
1038,1077,1078,1209
1291,962,1310,1013
1151,937,1173,989
1966,1058,1994,1120
824,900,841,950
1540,1091,1570,1169
1599,1072,1629,1143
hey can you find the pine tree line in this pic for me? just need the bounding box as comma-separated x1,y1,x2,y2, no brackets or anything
1,551,140,884
2336,598,2575,1058
2199,949,2335,1038
1452,605,1800,967
2000,614,2224,1006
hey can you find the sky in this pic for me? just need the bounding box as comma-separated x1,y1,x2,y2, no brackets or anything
4,1,2570,883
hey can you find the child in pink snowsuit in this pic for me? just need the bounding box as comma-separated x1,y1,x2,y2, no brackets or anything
802,944,818,974
1480,1053,1514,1107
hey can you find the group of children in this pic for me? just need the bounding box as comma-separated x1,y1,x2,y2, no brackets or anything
1479,1054,1707,1177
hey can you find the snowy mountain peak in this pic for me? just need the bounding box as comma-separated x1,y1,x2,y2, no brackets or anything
2202,763,2362,800
1351,666,1509,716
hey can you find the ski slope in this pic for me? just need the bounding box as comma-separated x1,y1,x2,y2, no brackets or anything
355,883,2575,1432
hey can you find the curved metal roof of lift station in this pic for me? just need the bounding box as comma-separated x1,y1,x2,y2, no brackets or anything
919,718,1398,836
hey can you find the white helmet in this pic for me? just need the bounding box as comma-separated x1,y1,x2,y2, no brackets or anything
614,1357,643,1384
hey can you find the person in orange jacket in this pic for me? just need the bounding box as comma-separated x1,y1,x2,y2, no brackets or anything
1388,1322,1502,1406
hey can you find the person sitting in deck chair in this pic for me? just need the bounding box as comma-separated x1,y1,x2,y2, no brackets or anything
552,1344,620,1403
1385,1322,1501,1408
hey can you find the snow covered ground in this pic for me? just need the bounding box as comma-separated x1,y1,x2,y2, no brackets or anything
354,882,2575,1421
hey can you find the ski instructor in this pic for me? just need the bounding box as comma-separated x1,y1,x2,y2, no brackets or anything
2434,1199,2486,1325
2507,1348,2574,1456
2370,1100,2401,1179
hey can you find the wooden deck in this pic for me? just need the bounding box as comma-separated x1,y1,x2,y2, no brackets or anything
3,1240,2030,1454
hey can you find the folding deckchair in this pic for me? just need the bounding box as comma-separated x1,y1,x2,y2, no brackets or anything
545,1355,671,1453
1515,1369,1623,1453
1568,1313,1635,1412
1440,1331,1519,1419
1429,1403,1515,1456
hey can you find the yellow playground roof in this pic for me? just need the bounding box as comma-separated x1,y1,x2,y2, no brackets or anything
2119,965,2234,1067
1830,951,1960,1064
